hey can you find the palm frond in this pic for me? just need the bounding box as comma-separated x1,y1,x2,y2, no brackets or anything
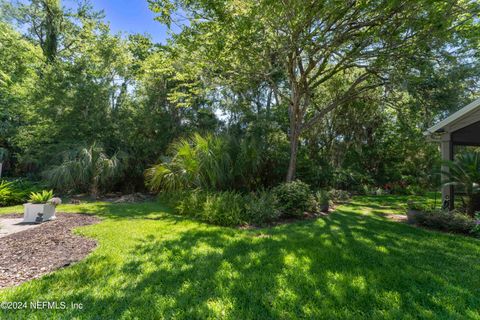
43,143,123,194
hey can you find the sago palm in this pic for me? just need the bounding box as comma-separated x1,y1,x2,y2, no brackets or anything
442,152,480,216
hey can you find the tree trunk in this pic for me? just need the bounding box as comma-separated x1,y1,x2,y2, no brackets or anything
286,131,299,182
90,180,99,199
285,82,305,182
286,93,302,182
43,0,61,63
467,198,474,217
0,162,2,179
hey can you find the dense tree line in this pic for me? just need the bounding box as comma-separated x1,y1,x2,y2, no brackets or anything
1,0,479,195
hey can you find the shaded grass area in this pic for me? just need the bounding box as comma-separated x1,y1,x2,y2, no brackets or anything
1,195,480,319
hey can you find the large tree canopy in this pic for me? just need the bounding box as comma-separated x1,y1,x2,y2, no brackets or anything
0,0,478,195
149,0,480,180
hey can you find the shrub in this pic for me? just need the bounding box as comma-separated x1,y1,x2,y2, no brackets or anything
441,152,480,216
146,133,266,193
375,187,384,196
472,213,480,236
0,181,14,206
175,190,207,217
315,190,330,205
405,185,426,196
202,191,245,226
415,210,476,234
388,183,407,195
360,184,376,196
332,169,373,192
407,200,431,212
156,191,185,208
161,189,282,226
273,180,317,217
328,189,351,203
244,190,281,224
0,179,43,206
44,143,123,197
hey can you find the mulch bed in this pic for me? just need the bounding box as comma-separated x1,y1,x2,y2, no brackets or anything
0,213,100,289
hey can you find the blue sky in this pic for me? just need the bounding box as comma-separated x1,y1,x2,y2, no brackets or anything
64,0,175,43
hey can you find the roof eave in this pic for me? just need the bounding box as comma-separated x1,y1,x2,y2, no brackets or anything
425,97,480,135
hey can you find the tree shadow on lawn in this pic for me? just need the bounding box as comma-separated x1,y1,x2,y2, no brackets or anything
353,194,441,211
2,207,480,319
67,201,187,222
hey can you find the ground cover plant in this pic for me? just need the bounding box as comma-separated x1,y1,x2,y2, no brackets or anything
1,195,480,319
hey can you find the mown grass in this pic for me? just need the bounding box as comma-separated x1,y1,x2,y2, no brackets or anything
1,195,479,319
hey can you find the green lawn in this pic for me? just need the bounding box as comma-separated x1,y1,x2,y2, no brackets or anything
1,196,480,319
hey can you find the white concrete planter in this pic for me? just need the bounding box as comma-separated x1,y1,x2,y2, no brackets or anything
23,203,57,223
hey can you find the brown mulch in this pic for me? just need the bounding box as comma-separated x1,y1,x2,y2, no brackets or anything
0,213,100,289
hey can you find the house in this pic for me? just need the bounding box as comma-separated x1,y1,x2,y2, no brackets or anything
424,97,480,210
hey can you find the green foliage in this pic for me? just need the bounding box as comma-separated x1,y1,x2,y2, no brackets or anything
315,190,330,205
201,191,245,226
149,0,480,181
332,169,373,192
0,147,8,163
415,210,476,235
442,152,480,193
160,189,280,226
273,180,317,217
328,189,351,203
0,179,43,206
407,200,432,212
0,180,14,206
405,185,427,196
243,190,281,223
171,190,244,226
44,143,122,196
472,213,480,236
146,133,267,192
28,189,53,204
442,152,480,215
146,134,230,192
2,0,480,198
